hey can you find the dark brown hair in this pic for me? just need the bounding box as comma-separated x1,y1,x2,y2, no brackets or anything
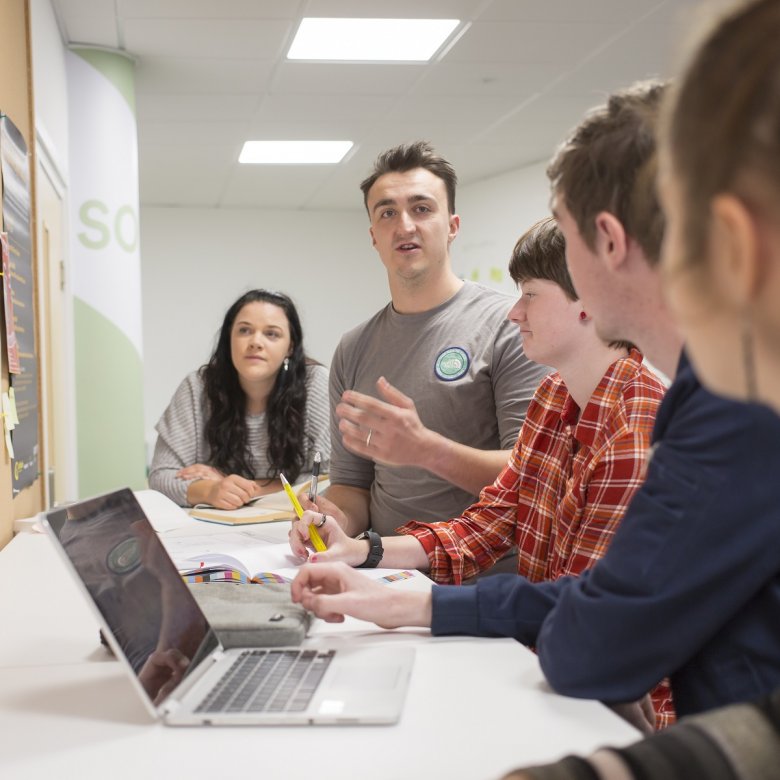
662,0,780,268
547,81,667,266
509,217,577,300
201,290,310,484
360,141,457,214
509,217,633,352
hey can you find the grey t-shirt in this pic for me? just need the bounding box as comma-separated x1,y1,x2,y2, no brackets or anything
329,281,547,536
149,363,330,506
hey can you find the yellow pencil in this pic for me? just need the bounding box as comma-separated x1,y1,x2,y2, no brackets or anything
280,473,327,552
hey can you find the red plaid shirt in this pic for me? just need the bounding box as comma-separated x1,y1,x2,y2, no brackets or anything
398,350,665,585
399,350,675,727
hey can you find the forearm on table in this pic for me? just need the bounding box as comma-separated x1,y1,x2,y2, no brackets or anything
148,468,190,506
148,437,191,506
185,478,216,506
373,536,430,571
416,432,510,496
393,588,433,628
398,486,521,583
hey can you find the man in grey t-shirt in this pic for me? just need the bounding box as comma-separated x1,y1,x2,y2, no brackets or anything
308,141,547,539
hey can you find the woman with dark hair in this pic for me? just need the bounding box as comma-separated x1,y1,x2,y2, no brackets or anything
149,290,329,508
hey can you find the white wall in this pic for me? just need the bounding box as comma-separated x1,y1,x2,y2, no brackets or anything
454,160,550,293
31,0,69,179
140,206,387,452
140,162,552,453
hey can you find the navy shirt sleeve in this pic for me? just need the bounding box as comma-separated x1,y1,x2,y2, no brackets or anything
431,574,570,644
536,365,780,709
430,355,780,715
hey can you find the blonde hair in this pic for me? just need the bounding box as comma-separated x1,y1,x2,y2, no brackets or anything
662,0,780,265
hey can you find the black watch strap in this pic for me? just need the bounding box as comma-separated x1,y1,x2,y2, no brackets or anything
356,530,384,568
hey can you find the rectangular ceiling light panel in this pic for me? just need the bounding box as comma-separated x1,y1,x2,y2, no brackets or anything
287,18,460,62
239,140,353,164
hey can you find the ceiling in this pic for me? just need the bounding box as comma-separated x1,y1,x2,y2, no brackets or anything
50,0,703,211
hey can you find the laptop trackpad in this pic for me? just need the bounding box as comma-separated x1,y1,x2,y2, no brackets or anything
329,666,401,690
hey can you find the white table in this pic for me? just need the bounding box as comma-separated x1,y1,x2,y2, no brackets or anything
0,492,640,779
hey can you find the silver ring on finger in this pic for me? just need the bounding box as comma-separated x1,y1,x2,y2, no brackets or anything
315,513,327,528
366,428,373,447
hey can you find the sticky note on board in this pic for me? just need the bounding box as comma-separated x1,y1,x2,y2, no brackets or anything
8,388,19,425
1,394,14,458
1,392,14,430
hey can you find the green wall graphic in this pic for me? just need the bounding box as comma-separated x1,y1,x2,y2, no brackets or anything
74,299,146,495
67,48,145,497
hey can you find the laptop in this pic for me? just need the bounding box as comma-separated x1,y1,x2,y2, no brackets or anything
42,488,414,726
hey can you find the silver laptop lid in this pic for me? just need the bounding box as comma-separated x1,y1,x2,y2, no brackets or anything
43,488,220,715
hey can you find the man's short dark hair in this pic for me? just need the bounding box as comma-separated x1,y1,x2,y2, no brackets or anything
547,81,666,266
360,141,457,215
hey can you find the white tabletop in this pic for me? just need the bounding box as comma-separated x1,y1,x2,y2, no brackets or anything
0,491,640,779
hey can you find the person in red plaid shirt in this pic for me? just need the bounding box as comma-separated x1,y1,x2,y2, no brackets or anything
290,217,671,727
293,217,664,582
292,217,665,578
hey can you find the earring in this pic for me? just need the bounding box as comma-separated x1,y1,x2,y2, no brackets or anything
283,357,289,372
741,310,757,401
579,311,588,321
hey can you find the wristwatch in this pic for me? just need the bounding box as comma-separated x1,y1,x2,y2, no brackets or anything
355,530,384,568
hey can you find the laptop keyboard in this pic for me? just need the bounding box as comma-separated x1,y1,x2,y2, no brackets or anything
195,649,335,714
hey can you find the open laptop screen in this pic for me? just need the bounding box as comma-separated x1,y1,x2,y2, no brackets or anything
46,489,218,706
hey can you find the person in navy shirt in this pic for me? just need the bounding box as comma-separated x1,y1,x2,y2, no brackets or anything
292,76,780,730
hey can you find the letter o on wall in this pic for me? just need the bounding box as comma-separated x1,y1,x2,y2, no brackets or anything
114,205,138,252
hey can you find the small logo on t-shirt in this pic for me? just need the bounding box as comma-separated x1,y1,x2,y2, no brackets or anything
434,347,470,381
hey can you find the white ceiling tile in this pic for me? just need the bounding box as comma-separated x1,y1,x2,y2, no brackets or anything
62,15,119,48
386,94,521,125
271,62,426,96
122,18,293,59
219,165,337,209
251,93,396,124
445,21,627,63
550,24,677,96
472,99,593,159
239,121,372,144
53,0,114,17
136,93,260,122
117,0,297,19
480,0,668,23
303,0,483,19
134,57,275,95
640,0,710,28
303,162,376,210
410,60,565,97
353,122,491,154
139,121,248,147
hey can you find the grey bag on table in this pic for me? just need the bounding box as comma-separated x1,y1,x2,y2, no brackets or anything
188,582,312,648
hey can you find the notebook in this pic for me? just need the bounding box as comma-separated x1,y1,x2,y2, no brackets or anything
42,488,414,726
